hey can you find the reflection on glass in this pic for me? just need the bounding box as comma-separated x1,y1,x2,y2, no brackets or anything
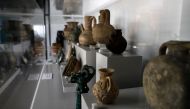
63,0,82,15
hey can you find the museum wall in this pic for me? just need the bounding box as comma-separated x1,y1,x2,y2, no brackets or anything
180,0,190,40
83,0,188,66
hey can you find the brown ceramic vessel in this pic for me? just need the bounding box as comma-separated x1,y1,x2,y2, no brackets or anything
92,9,115,44
143,40,190,109
79,16,96,46
92,68,119,104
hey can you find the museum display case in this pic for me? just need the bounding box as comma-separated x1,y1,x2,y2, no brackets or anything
0,0,190,109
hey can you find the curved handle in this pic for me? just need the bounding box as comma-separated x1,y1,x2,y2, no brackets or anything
159,41,176,55
80,24,84,32
106,76,112,93
159,42,168,55
90,16,97,27
159,41,190,56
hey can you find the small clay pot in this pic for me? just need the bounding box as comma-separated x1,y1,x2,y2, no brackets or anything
92,68,119,104
106,29,127,54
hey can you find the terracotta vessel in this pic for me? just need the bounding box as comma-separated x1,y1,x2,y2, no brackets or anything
106,29,127,54
33,41,44,56
92,9,115,44
51,43,62,55
92,68,119,104
143,40,190,109
79,16,96,46
63,22,79,41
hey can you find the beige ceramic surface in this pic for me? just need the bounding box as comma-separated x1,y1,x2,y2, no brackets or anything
143,41,190,109
93,68,119,104
79,16,96,46
92,9,115,44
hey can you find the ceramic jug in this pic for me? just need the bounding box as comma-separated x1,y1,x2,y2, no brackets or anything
63,22,79,41
106,29,127,54
92,68,119,104
143,40,190,109
92,9,115,44
79,16,96,46
8,52,17,69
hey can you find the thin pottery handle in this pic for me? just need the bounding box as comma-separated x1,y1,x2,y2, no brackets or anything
106,76,111,93
91,16,97,27
80,24,84,32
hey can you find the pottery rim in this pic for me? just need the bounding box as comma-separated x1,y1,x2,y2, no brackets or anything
99,68,114,76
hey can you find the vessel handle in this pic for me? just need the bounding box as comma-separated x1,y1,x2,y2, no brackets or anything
80,24,84,32
159,42,168,55
106,76,111,92
91,16,97,27
159,41,190,55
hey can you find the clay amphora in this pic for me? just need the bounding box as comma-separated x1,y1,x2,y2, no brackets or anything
92,68,119,104
106,29,127,54
92,9,115,44
143,40,190,109
79,16,96,46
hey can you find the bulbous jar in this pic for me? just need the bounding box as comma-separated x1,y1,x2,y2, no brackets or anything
92,68,119,104
106,29,127,54
79,16,96,46
63,22,79,41
143,40,190,109
92,9,115,44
